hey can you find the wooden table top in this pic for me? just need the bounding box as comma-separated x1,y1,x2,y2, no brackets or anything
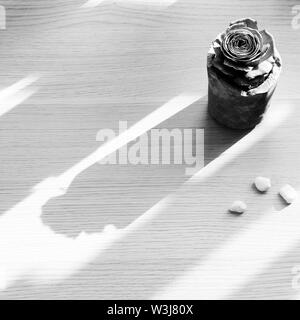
0,0,300,299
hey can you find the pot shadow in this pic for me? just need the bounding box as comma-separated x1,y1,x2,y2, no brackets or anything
40,95,248,237
0,0,248,236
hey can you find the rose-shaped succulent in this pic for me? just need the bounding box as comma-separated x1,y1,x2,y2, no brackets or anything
207,18,282,129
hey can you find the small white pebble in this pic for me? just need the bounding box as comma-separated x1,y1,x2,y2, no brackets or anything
279,184,298,204
254,176,271,192
229,201,247,214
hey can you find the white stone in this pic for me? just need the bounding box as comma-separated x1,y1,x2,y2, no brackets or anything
229,201,247,214
279,184,298,204
254,176,271,192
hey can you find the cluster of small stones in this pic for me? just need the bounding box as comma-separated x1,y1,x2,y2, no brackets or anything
229,177,298,214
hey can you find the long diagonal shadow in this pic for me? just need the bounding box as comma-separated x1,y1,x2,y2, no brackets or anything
0,94,204,292
41,95,248,236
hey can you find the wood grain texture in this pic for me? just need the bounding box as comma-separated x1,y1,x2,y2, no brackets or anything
0,0,299,299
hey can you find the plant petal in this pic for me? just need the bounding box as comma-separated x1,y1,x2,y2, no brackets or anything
259,29,275,63
230,18,258,30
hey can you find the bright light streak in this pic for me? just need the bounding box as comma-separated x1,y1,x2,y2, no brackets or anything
0,75,39,118
81,0,107,8
81,0,177,9
45,94,202,197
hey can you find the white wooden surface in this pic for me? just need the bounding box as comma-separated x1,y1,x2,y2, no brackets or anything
0,0,300,299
